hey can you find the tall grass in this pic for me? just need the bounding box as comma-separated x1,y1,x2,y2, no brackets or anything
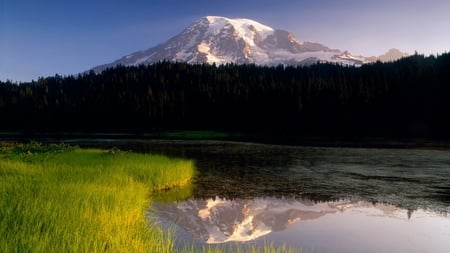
0,143,302,253
0,143,194,253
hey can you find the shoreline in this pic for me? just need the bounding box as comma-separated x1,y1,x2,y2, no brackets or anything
2,131,450,150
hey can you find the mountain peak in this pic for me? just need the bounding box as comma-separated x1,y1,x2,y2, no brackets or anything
202,16,274,34
92,16,373,72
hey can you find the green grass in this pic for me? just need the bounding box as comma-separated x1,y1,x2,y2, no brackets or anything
0,142,302,253
0,142,194,253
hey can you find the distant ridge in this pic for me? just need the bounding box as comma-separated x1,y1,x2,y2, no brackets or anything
92,16,407,72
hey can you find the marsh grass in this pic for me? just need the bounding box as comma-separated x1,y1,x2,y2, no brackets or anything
0,142,302,253
0,142,194,253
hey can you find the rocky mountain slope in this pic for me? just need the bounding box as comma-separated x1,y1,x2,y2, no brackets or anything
92,16,407,72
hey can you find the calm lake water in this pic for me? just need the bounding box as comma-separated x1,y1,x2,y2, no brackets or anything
72,139,450,252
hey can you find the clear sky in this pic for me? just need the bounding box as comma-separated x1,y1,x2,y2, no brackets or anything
1,0,449,82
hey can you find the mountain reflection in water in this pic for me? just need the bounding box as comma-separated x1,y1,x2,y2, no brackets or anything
151,197,450,253
153,197,348,243
66,139,449,252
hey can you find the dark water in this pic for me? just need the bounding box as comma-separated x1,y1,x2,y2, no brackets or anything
68,139,450,252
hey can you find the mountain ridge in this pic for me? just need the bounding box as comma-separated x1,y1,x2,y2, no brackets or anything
92,16,407,73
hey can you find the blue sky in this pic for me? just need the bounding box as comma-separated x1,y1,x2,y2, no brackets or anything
1,0,449,82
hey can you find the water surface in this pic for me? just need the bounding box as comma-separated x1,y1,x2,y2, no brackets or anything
69,139,450,252
151,197,449,253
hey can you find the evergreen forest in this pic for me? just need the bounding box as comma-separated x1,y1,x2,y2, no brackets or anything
1,53,449,139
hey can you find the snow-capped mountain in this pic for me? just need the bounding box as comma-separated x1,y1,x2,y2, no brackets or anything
93,16,373,72
92,16,410,72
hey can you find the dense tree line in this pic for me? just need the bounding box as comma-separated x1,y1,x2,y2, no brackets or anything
1,52,450,138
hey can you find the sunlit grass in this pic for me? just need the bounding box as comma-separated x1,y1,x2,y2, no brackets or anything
0,142,194,253
0,142,303,253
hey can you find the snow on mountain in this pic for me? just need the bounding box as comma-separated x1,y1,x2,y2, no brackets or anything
92,16,401,73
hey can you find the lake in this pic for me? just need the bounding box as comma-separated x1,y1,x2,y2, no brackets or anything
71,139,450,252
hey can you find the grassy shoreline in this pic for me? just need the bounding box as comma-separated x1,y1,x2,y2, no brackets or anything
0,142,195,253
2,131,450,150
1,142,301,253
